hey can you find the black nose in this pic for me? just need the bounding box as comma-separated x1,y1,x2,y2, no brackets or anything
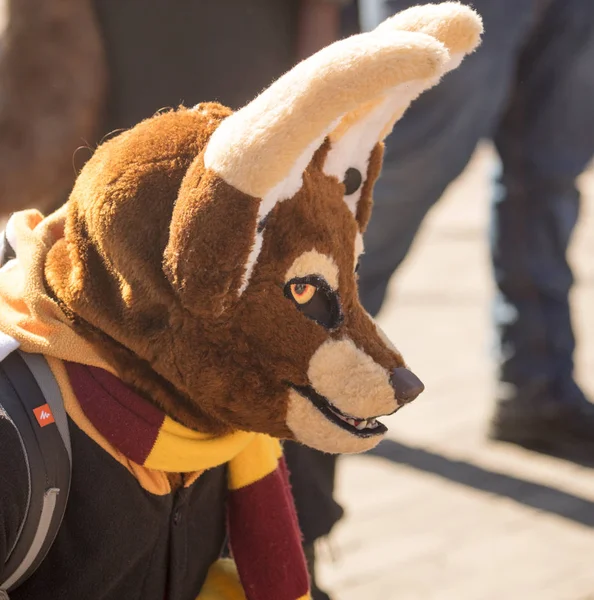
390,367,424,404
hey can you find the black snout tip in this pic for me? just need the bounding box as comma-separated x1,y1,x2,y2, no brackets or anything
390,367,424,404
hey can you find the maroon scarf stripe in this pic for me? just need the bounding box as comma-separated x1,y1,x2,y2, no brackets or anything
65,362,165,465
279,458,304,536
228,460,309,600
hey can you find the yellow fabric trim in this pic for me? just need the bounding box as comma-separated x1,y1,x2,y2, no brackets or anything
227,435,282,491
297,595,313,600
0,210,114,371
48,357,172,496
144,416,256,473
195,559,246,600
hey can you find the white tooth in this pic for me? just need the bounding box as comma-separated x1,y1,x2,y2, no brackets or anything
356,420,368,430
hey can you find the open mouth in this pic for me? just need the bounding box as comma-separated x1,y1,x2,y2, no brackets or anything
288,383,388,438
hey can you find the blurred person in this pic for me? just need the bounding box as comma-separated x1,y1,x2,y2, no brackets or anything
357,0,594,454
0,0,106,217
0,0,347,213
0,2,349,599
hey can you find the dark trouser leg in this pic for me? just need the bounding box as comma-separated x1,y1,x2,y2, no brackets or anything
284,443,343,600
489,0,594,449
283,443,344,546
357,0,536,316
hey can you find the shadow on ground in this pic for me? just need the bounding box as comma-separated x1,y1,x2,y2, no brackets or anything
368,439,594,528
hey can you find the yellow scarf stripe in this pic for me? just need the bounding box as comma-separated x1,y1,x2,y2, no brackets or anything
227,435,283,491
144,416,256,473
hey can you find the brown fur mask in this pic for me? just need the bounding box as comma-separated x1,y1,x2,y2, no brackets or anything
45,3,482,453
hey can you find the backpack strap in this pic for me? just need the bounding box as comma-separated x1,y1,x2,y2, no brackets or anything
0,351,71,593
18,352,71,462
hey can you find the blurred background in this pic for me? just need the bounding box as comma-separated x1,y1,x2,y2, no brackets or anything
1,1,593,599
318,144,594,599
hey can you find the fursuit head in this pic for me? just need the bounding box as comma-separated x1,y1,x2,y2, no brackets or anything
44,2,483,453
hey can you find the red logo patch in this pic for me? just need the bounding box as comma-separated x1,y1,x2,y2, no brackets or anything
33,404,55,427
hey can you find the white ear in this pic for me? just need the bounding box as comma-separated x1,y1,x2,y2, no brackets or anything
255,116,341,224
377,2,483,72
204,30,448,203
323,2,483,220
203,29,448,297
323,63,450,219
322,87,419,217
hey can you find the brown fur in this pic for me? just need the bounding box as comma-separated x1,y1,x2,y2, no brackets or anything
356,143,384,231
46,105,235,434
0,0,106,215
45,104,406,440
40,5,483,452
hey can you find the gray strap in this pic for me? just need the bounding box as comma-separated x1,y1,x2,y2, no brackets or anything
1,489,59,592
17,352,71,462
0,350,71,592
0,589,9,599
2,409,32,563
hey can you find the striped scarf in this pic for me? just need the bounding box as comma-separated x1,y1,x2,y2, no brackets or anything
65,360,310,600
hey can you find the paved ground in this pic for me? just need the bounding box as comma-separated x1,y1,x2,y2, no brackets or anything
318,145,594,600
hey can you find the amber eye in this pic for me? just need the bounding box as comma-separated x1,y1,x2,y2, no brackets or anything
284,276,343,330
290,282,316,304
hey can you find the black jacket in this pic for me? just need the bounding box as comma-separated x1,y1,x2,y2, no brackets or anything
0,412,227,600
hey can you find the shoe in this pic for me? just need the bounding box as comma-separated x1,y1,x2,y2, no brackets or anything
304,544,333,600
489,383,594,459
